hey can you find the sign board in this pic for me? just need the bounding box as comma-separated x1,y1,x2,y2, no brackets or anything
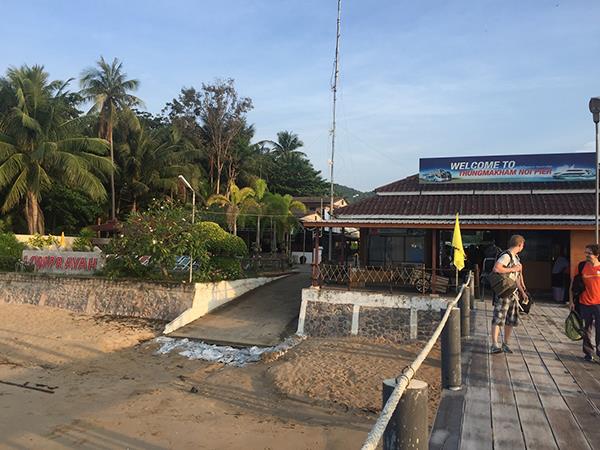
419,152,596,184
22,250,105,274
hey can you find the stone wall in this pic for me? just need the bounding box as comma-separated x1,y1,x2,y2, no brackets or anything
297,287,448,342
0,272,194,321
304,302,353,337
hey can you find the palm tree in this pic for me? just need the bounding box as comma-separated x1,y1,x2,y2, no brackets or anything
0,65,112,234
264,193,306,253
257,130,306,159
250,178,267,252
207,182,255,235
80,56,142,220
114,110,201,212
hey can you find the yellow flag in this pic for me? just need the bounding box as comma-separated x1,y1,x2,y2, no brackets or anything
452,213,466,271
60,232,66,248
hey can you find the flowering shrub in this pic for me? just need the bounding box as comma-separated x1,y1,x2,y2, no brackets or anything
103,200,247,281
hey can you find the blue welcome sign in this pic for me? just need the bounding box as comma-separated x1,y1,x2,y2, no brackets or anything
419,152,596,184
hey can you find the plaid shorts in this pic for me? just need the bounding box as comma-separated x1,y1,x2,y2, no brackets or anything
492,291,519,327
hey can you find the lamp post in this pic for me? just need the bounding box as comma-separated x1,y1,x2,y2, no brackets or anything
178,175,196,283
589,97,600,244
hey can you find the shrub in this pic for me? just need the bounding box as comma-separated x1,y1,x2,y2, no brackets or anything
102,201,246,281
72,228,96,252
206,256,243,281
27,234,59,250
0,233,26,271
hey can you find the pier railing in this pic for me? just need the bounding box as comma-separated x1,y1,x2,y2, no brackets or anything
360,272,473,450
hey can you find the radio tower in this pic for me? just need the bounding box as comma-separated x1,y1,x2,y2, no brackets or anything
328,0,341,261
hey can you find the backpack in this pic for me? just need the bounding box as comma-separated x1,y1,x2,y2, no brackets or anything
487,251,518,298
571,261,586,306
565,310,584,341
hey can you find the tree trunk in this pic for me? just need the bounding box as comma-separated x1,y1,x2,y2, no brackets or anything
25,191,44,235
271,219,277,253
109,126,116,221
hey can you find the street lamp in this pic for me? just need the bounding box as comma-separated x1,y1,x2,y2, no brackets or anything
178,175,196,283
589,97,600,244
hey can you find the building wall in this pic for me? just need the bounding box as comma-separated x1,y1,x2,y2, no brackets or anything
570,230,595,280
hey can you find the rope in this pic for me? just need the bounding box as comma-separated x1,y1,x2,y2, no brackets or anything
360,272,472,450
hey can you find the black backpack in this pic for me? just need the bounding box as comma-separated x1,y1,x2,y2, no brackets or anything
571,261,587,306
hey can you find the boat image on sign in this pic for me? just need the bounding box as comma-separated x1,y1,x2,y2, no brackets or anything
423,169,452,182
552,167,594,179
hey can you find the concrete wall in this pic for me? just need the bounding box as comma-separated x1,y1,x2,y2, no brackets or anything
163,275,286,334
0,272,284,327
297,287,447,342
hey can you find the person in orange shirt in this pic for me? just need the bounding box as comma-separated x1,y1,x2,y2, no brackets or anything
572,244,600,362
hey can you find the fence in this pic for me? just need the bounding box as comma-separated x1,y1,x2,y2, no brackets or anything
315,263,453,294
241,256,290,273
360,272,473,450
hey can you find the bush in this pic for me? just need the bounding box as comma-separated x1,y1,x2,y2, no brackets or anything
206,256,243,281
0,233,26,271
102,201,246,282
27,234,59,250
193,222,248,258
72,228,95,252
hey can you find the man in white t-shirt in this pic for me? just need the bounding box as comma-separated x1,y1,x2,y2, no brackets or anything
490,234,528,354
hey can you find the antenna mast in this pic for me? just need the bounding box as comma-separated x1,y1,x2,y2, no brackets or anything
328,0,341,261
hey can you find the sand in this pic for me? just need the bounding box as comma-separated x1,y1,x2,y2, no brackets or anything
0,303,442,449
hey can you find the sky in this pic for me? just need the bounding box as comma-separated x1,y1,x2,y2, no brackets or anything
2,0,600,191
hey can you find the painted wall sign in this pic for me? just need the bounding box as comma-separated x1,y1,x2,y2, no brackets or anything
22,250,105,274
419,152,596,184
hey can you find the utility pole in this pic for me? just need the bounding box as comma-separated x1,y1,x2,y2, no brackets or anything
329,0,341,261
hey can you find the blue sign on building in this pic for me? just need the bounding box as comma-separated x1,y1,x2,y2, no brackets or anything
419,152,596,184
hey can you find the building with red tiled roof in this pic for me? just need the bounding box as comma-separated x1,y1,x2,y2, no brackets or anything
304,172,597,295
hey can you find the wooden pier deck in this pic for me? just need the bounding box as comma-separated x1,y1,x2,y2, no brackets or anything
431,299,600,450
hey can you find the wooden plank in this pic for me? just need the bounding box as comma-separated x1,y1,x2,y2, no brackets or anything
459,302,492,449
516,323,591,450
523,309,600,448
489,300,526,449
533,307,600,424
429,390,464,450
505,332,558,449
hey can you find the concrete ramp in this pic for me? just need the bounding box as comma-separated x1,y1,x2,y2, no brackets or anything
168,272,311,347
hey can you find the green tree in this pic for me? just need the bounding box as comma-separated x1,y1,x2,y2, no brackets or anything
258,130,306,159
114,110,202,212
0,65,112,234
164,80,253,195
207,182,255,235
80,56,142,220
263,192,306,253
258,130,328,196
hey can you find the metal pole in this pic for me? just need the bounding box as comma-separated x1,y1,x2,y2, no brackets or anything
189,190,195,283
594,121,600,244
441,307,461,390
474,265,481,300
328,0,342,261
459,286,470,337
382,378,428,450
469,270,474,306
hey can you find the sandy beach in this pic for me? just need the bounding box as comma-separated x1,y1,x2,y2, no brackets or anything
0,303,441,449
